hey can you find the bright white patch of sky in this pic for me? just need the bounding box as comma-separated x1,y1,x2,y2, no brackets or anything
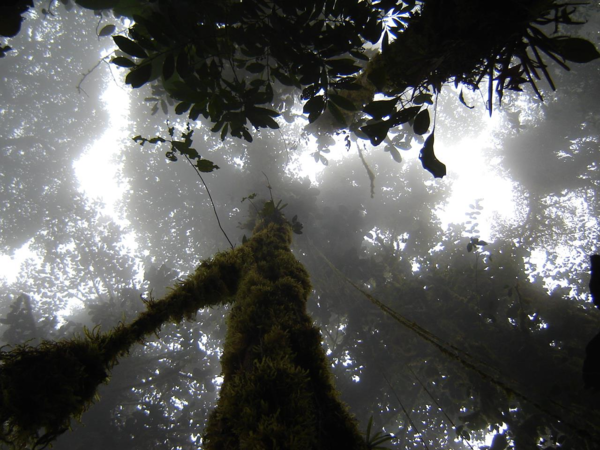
73,70,131,217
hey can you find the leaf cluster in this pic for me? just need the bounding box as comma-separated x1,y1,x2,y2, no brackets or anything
102,0,392,142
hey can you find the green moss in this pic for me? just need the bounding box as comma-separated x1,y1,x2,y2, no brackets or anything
0,216,366,449
203,220,366,450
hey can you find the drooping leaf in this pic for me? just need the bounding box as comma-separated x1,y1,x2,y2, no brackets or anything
552,37,600,63
113,35,148,58
413,109,430,135
419,132,446,178
98,24,116,37
125,64,152,88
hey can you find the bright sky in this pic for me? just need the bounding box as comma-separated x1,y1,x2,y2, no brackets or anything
73,74,131,215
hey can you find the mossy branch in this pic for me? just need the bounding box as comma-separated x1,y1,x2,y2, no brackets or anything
0,231,249,448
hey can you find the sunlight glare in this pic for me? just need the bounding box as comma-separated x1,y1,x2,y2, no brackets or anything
74,79,130,215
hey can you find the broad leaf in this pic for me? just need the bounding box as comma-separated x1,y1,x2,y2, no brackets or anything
125,64,152,88
196,159,220,172
303,96,326,123
361,121,391,146
413,109,430,135
112,56,136,68
113,36,147,58
363,98,398,120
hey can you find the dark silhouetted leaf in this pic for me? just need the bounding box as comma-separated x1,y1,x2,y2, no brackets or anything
113,35,147,58
175,102,191,115
552,37,600,63
196,159,220,172
360,121,391,146
125,64,152,88
303,96,326,123
413,109,430,135
389,106,420,127
112,56,136,68
363,98,398,120
325,58,362,75
419,132,446,178
413,93,433,105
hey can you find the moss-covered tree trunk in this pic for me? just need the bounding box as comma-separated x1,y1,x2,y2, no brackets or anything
203,218,366,449
0,214,366,449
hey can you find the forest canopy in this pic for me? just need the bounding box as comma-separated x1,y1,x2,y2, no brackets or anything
0,1,600,449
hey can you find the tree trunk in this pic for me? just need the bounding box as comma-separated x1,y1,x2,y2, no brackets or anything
202,218,366,449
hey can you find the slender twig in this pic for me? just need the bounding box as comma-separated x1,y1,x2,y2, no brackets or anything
184,155,234,250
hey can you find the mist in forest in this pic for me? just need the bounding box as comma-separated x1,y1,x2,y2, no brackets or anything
1,2,599,449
